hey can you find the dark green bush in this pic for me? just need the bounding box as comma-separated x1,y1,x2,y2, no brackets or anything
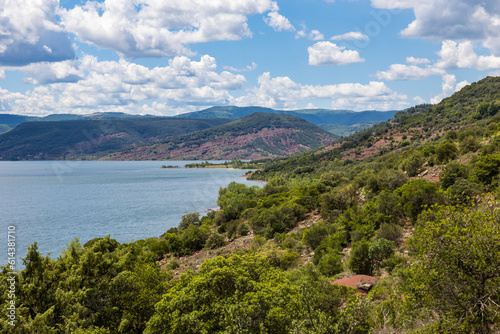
436,141,458,163
317,252,343,277
205,232,227,250
178,212,200,230
439,161,470,189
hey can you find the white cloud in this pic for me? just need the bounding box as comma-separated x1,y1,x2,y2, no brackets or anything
406,57,430,65
430,74,469,104
264,11,295,31
435,40,478,69
308,41,364,66
295,25,324,41
375,64,445,81
413,96,426,104
370,0,500,55
0,0,75,65
60,0,278,58
21,60,84,84
0,54,246,115
309,30,325,41
435,40,500,70
223,62,258,72
233,72,408,110
330,32,369,41
376,40,500,81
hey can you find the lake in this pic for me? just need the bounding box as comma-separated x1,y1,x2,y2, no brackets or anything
0,161,263,267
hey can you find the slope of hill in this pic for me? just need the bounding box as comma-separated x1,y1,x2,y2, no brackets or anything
108,112,336,160
174,105,397,129
0,118,231,160
0,112,158,134
251,76,500,180
3,77,500,333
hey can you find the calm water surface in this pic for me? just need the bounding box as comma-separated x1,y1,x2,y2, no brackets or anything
0,161,262,266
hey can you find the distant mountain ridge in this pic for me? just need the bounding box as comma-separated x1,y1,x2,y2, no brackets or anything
0,112,158,134
107,112,336,161
0,118,231,160
174,106,397,126
0,106,396,136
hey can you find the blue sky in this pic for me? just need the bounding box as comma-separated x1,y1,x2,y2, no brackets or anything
1,0,499,116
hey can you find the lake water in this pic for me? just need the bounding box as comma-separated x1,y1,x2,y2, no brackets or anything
0,161,262,267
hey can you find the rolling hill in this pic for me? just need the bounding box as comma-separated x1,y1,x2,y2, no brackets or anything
0,118,231,160
174,105,397,128
107,112,337,160
0,112,157,134
0,106,396,136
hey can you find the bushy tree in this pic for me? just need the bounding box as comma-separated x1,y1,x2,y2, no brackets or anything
395,179,444,222
474,153,500,185
439,161,470,189
401,150,424,177
407,202,500,333
436,141,458,163
348,240,372,275
145,255,365,334
178,212,200,230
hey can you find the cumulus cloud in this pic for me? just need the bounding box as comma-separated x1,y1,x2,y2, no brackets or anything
430,74,469,104
295,25,324,41
370,0,500,55
330,32,369,41
223,62,258,72
0,54,246,115
435,40,500,70
233,72,408,110
308,41,364,66
59,0,278,58
0,0,75,66
376,39,500,81
406,57,430,65
297,30,324,41
375,64,445,81
21,61,84,84
264,11,295,31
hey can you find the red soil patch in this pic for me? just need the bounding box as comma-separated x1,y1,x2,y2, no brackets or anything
332,274,379,295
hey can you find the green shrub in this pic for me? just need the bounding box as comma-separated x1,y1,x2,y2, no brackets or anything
473,153,500,185
317,252,343,277
205,232,227,250
166,258,180,270
447,178,483,204
401,150,424,177
439,161,470,189
459,135,481,154
375,223,404,244
302,224,328,250
395,179,445,222
436,141,458,163
368,238,395,271
181,225,210,254
348,240,372,275
178,212,200,230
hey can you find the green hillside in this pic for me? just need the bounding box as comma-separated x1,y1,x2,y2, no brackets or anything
0,112,158,134
1,77,500,333
0,118,231,160
109,112,336,160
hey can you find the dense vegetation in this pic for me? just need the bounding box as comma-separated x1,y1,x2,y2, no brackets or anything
2,76,500,333
0,118,231,160
109,113,336,160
